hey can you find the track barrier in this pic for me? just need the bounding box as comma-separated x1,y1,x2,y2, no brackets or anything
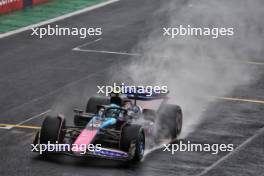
0,0,48,14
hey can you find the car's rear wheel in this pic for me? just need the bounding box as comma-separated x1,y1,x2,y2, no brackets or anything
120,124,145,161
86,96,110,113
156,104,182,141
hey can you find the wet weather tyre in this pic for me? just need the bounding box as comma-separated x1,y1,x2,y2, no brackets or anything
120,125,145,161
86,96,110,113
157,104,182,140
39,116,65,144
176,110,183,134
133,130,145,161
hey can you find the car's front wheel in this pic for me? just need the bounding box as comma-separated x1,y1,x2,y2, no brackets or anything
40,116,65,145
120,124,145,161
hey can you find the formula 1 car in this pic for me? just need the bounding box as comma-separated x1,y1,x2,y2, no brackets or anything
32,92,182,162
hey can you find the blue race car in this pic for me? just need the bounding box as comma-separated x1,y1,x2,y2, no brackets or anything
33,92,182,162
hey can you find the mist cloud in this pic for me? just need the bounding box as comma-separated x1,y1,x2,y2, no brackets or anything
118,0,264,137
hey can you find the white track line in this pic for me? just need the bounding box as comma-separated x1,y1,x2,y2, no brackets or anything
0,126,11,130
6,109,51,130
196,126,264,176
72,45,264,64
72,48,264,64
243,61,264,65
72,37,140,56
0,0,120,39
74,38,102,49
73,48,141,56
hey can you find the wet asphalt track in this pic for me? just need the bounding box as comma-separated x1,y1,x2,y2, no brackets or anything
0,0,264,176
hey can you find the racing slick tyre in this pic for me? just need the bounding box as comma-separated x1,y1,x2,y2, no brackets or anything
156,104,182,141
86,96,110,113
40,116,65,145
120,125,145,162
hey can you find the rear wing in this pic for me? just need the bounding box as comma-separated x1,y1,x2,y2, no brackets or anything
124,91,169,101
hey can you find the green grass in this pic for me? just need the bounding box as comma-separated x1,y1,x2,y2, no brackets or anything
0,0,105,33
